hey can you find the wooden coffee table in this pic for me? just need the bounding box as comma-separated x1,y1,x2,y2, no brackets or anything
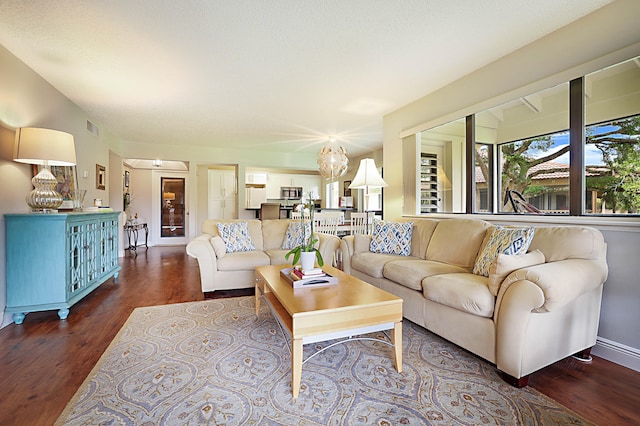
255,264,403,398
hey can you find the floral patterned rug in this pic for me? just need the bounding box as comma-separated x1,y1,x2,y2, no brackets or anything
56,296,592,425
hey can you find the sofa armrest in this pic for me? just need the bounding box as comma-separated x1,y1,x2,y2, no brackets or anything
186,234,219,292
317,232,341,267
340,236,355,273
496,258,608,314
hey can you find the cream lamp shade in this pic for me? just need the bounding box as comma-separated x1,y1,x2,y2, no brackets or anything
348,158,387,232
14,127,76,166
13,127,76,212
348,158,387,189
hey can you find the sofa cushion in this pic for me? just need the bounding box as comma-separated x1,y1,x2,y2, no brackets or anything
422,273,495,318
262,219,290,250
217,251,270,271
370,221,413,256
281,221,311,249
265,248,292,265
216,221,256,252
383,260,468,291
426,219,491,270
488,249,545,296
353,234,372,253
352,252,419,278
203,219,264,250
473,226,535,276
210,235,227,259
528,226,606,262
404,218,439,259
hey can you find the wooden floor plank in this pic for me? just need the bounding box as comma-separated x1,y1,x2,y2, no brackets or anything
0,246,638,425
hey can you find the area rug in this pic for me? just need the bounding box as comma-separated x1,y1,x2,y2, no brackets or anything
56,296,591,425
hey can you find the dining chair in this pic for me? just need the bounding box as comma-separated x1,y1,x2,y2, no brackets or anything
260,203,281,220
350,212,370,235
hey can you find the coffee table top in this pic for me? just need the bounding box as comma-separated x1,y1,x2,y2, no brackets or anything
256,264,402,318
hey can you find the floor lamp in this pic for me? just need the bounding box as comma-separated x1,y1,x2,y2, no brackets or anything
348,158,388,233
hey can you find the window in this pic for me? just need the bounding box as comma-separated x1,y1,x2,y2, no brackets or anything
420,118,465,213
584,57,640,215
498,130,570,214
325,181,339,208
405,56,639,217
475,144,492,212
477,83,569,214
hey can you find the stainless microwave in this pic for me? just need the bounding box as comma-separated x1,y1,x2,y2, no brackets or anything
281,186,302,199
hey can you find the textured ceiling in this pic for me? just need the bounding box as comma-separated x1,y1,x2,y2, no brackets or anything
0,0,613,157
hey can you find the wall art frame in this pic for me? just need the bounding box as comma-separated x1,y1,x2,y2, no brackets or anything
32,165,78,210
96,164,106,190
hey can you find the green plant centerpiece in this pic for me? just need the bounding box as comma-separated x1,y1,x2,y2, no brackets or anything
285,193,324,268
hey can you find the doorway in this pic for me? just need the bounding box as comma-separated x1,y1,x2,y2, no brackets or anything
161,177,185,238
153,170,189,245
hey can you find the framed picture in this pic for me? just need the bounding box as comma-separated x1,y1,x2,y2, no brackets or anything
96,164,106,190
343,180,351,197
32,165,78,209
124,170,130,188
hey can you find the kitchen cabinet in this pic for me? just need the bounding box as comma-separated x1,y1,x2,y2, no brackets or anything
265,173,321,200
5,212,121,324
246,173,267,185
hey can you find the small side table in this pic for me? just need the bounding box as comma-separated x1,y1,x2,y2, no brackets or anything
125,222,148,254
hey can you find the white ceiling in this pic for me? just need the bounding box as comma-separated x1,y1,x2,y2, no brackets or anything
0,0,613,157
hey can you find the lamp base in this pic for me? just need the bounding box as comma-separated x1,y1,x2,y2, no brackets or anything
26,167,63,212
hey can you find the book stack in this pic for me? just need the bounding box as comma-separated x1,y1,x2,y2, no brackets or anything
280,267,338,288
290,267,325,280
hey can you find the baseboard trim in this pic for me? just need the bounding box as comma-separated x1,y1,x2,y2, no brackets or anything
593,337,640,373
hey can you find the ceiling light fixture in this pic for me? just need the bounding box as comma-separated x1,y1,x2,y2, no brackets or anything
317,137,348,180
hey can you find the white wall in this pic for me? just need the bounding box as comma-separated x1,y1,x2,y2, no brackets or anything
0,42,325,327
383,0,640,371
0,44,123,327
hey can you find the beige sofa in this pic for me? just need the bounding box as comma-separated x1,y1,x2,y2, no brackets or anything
187,219,341,293
340,217,608,386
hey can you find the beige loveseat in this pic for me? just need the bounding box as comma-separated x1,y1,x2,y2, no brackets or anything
340,217,608,386
187,219,341,293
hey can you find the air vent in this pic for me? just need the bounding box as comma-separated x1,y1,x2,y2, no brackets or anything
86,120,100,136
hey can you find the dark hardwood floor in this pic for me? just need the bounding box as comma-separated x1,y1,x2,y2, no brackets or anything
0,246,638,425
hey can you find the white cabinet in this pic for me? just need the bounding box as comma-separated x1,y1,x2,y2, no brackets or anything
297,175,321,199
266,174,285,199
246,173,267,185
208,170,237,219
266,173,321,200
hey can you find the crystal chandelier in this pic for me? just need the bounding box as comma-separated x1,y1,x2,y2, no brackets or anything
317,138,348,180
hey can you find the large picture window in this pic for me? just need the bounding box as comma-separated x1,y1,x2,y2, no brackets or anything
409,55,639,217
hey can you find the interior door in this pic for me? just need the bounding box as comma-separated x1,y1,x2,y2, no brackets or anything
154,171,189,245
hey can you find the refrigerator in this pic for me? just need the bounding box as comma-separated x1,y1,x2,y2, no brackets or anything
246,187,267,208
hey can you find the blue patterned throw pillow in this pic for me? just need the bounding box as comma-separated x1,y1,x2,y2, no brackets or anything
473,226,535,276
281,222,312,249
216,222,255,253
370,221,414,256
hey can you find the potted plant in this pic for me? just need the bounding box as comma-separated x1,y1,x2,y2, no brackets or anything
285,193,324,270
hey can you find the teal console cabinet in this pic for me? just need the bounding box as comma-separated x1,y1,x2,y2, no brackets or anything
5,212,121,324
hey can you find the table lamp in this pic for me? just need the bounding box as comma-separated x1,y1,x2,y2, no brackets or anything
349,158,388,232
13,127,76,212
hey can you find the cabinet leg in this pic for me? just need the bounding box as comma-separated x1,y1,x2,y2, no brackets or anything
13,313,25,325
58,308,69,320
